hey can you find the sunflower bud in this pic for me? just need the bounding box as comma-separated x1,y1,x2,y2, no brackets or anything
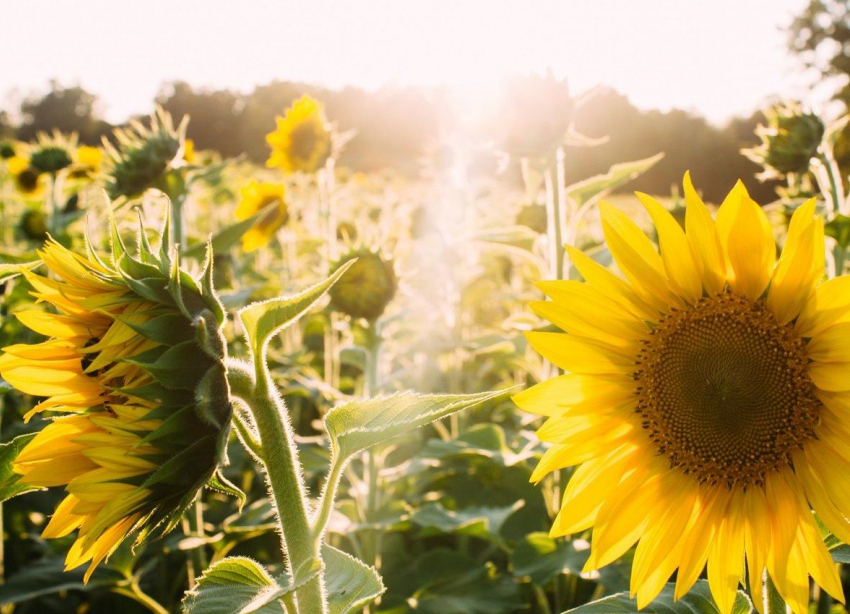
266,95,332,174
103,107,185,199
328,248,397,322
0,214,231,581
19,209,48,241
29,131,76,174
744,102,825,178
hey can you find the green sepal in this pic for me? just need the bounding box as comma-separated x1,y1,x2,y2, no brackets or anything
120,312,195,346
200,242,226,326
134,211,159,266
108,207,129,267
125,341,212,391
206,470,246,512
140,405,198,446
118,382,193,407
140,435,215,489
194,363,232,430
167,247,193,320
0,433,43,503
195,313,226,361
120,272,175,306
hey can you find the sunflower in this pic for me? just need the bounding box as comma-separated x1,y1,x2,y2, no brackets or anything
75,145,103,171
329,247,397,322
515,173,849,614
0,223,232,581
266,95,332,174
235,180,288,251
6,155,43,195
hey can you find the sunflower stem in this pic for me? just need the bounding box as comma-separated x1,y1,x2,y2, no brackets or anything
227,359,327,614
763,573,786,614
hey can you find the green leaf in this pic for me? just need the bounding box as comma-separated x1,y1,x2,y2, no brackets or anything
511,532,588,585
0,556,122,604
562,580,752,614
0,433,41,503
324,544,385,614
412,501,524,543
182,556,320,614
324,388,515,464
565,153,664,209
0,260,41,284
830,544,850,564
182,211,266,260
207,469,246,511
825,214,850,250
238,261,355,359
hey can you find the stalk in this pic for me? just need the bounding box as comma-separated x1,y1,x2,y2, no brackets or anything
227,359,327,614
169,193,185,249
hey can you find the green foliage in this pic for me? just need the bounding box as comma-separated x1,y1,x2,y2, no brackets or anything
325,389,513,464
0,433,41,503
324,544,385,614
562,581,752,614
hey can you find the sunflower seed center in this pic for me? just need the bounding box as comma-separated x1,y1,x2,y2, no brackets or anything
634,290,819,488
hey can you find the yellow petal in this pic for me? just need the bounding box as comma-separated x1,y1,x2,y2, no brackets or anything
767,199,824,324
716,186,775,300
636,191,702,304
707,489,746,614
796,276,850,338
684,172,726,295
524,331,634,375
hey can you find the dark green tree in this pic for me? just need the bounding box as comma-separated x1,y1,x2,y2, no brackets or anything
16,81,111,143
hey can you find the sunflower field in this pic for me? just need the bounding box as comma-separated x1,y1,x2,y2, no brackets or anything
5,7,850,613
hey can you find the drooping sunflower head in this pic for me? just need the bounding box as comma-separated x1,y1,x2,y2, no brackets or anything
0,211,232,581
328,247,397,322
266,94,332,174
103,107,186,199
744,102,825,178
516,174,849,614
29,131,77,175
234,180,288,252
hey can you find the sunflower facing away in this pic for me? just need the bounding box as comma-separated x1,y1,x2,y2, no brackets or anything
235,180,288,251
515,173,849,614
266,94,332,174
0,221,232,581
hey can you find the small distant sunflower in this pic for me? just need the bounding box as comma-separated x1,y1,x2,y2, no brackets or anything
6,155,43,195
266,95,332,174
329,248,397,322
182,138,196,164
516,173,848,614
0,224,231,581
1,140,17,159
235,180,288,252
103,107,185,199
30,131,76,175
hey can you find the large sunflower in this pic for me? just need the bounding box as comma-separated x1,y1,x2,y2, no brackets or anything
515,173,849,614
265,94,332,174
0,229,231,581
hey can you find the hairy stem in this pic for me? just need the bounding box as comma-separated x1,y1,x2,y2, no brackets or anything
227,359,327,614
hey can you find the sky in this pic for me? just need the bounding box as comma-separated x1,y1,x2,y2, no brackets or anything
2,0,822,125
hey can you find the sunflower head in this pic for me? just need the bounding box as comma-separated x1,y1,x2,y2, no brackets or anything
103,107,186,199
328,247,397,322
19,209,48,242
75,145,103,171
499,73,575,160
12,165,42,195
29,131,77,175
0,140,16,159
516,203,548,234
266,94,332,174
0,209,232,581
517,174,850,614
745,102,825,178
235,180,288,252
